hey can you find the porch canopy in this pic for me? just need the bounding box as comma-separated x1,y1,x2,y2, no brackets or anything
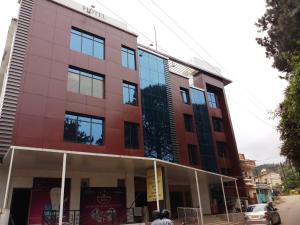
1,146,240,225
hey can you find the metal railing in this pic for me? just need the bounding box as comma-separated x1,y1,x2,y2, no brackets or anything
42,210,80,225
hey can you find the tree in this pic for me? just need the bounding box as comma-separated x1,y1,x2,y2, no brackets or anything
256,0,300,171
256,0,300,76
276,55,300,170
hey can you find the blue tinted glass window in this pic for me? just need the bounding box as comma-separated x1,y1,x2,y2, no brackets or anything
91,122,103,145
94,42,104,59
64,113,104,146
122,47,135,70
70,32,81,52
70,28,104,60
123,82,137,106
82,36,93,56
207,92,219,108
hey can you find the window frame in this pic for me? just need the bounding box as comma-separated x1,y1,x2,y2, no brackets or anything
217,141,227,158
70,27,105,59
67,66,105,99
123,81,138,106
188,144,198,165
207,91,219,108
121,46,136,70
124,121,139,149
212,117,224,132
64,112,105,146
180,87,190,104
184,114,194,132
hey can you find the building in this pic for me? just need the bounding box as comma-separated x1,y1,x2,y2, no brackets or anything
255,169,282,190
0,0,246,225
239,154,257,205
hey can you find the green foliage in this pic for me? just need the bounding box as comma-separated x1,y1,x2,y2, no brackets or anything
279,162,300,190
256,0,300,75
276,55,300,170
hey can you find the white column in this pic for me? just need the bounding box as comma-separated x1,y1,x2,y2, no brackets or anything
234,179,242,212
153,160,160,211
194,170,204,225
2,148,15,209
58,153,67,225
220,176,229,223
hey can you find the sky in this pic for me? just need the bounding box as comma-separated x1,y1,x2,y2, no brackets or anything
0,0,287,165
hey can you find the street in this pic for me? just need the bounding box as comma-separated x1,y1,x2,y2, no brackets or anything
276,195,300,225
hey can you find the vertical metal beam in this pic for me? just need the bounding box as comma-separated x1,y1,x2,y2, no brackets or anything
2,148,15,209
58,153,67,225
220,176,229,223
234,179,242,212
194,170,204,225
154,160,160,211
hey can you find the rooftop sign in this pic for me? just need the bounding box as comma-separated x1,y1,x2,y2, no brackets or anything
50,0,134,34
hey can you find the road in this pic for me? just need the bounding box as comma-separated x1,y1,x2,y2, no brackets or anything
276,195,300,225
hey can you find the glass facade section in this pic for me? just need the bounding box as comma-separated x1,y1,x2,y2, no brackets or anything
138,50,174,162
70,28,104,59
64,113,104,146
190,88,218,172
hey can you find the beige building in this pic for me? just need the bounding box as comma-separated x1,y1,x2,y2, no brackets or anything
255,169,282,190
239,154,257,204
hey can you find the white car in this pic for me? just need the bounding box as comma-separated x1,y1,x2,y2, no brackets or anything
244,203,281,225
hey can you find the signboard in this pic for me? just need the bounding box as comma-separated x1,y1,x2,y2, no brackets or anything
80,187,126,225
28,178,71,225
147,167,164,202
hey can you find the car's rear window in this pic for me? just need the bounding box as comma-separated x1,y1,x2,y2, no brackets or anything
246,205,266,212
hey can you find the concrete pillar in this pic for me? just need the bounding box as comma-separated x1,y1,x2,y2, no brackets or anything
125,173,135,208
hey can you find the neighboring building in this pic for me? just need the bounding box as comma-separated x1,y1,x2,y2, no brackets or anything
0,0,246,224
255,169,282,191
255,183,272,204
239,153,257,204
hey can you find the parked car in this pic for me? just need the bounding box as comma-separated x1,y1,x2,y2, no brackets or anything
244,203,281,225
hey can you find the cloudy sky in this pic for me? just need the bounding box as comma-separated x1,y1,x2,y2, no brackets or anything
0,0,287,165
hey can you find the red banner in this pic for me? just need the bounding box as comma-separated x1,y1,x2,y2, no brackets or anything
28,178,70,225
80,187,126,225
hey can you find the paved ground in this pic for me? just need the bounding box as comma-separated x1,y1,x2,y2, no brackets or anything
276,195,300,225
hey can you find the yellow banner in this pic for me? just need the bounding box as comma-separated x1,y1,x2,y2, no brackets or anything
147,167,164,202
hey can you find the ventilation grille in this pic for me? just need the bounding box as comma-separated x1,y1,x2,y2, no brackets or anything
0,0,34,157
164,60,180,163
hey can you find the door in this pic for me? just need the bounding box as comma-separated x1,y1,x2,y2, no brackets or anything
9,188,31,225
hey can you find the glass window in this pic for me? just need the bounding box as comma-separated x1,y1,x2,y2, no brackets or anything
123,81,137,106
67,66,104,99
184,114,193,132
64,113,104,146
70,31,81,52
188,144,198,165
67,70,79,93
122,46,136,70
217,141,227,157
70,28,104,60
212,117,224,132
180,87,190,104
207,92,219,108
124,122,139,149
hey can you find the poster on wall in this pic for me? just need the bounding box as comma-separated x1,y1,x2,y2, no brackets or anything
80,187,126,225
147,167,164,202
28,177,71,225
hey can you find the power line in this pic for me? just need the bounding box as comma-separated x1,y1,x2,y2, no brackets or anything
147,0,270,112
94,0,275,127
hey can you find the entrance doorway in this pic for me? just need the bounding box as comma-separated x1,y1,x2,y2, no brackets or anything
169,185,192,218
9,188,31,225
